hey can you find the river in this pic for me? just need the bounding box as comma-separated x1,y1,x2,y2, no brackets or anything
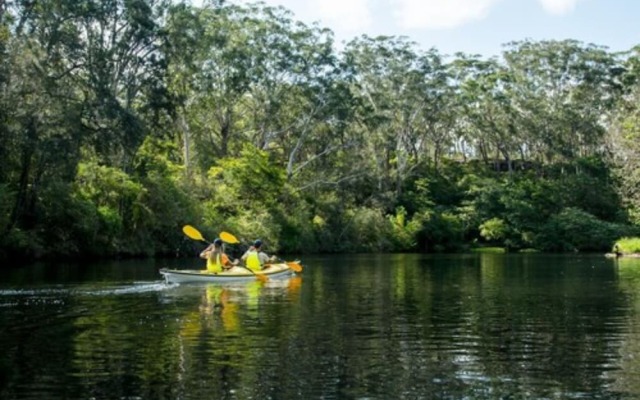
1,253,640,399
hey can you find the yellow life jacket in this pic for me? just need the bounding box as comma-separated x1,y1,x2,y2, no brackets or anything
206,253,222,273
246,250,261,271
245,281,262,318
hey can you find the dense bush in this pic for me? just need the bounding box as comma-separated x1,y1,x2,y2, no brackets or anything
613,237,640,254
537,208,632,252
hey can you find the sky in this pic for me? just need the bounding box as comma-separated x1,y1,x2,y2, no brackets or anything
211,0,640,58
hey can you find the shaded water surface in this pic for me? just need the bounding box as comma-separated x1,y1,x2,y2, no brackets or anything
1,254,640,399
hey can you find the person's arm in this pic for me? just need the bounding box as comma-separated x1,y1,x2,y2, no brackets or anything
240,248,253,261
258,252,271,266
221,253,238,266
200,244,214,259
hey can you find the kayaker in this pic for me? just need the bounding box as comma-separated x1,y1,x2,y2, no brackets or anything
241,239,276,271
200,238,237,273
614,244,622,258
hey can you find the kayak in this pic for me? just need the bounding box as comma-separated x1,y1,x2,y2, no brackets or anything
159,263,295,284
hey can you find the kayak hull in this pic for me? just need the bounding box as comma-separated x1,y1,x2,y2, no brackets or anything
160,263,294,284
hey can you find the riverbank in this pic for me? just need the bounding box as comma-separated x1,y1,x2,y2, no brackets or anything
605,252,640,258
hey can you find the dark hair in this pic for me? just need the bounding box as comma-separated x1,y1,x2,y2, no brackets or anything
253,239,262,248
214,238,223,246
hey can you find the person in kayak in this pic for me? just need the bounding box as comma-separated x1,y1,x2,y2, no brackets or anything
200,238,237,273
241,239,276,271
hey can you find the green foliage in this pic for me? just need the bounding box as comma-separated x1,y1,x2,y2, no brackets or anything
131,137,199,255
97,206,122,243
0,184,12,233
399,177,434,216
471,247,506,254
76,162,143,208
208,144,286,210
545,157,622,221
33,181,100,257
133,137,183,178
613,237,640,254
75,160,147,254
304,191,347,252
388,207,419,251
538,208,630,252
479,218,508,242
415,210,466,252
1,0,639,259
0,186,30,259
609,84,640,225
196,144,291,252
273,202,318,254
0,228,32,259
340,207,393,253
459,165,628,251
141,173,199,254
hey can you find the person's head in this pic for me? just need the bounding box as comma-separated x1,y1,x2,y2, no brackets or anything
213,238,223,251
253,239,262,249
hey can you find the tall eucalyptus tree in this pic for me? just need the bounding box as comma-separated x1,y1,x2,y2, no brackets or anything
502,40,621,166
165,2,345,187
453,55,520,170
344,36,462,203
417,49,460,172
343,36,425,200
607,47,640,223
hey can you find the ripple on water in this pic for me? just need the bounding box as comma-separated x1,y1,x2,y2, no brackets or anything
0,281,172,298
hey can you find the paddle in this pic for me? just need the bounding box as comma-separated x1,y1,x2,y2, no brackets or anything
220,231,240,245
219,231,303,273
183,224,208,244
182,225,267,282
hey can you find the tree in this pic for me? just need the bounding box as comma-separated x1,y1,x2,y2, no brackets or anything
452,55,520,170
608,84,640,224
1,0,171,256
503,40,620,165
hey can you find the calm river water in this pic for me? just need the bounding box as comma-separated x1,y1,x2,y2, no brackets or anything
1,253,640,399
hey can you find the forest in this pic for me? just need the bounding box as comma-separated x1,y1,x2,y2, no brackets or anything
2,0,640,260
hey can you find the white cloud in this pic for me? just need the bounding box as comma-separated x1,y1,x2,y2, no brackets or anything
537,0,583,15
390,0,502,30
315,0,373,32
203,0,585,34
234,0,372,33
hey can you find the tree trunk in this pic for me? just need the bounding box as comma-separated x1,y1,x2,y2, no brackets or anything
178,111,191,179
8,142,34,232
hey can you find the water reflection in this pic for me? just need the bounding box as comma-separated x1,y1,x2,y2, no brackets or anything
609,257,640,396
180,286,237,337
1,255,640,399
291,254,638,399
163,276,305,399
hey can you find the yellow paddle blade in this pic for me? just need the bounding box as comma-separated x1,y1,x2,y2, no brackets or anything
220,231,240,244
183,225,205,242
287,261,303,273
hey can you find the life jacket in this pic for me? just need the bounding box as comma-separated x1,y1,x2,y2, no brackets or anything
206,253,223,273
246,250,262,271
